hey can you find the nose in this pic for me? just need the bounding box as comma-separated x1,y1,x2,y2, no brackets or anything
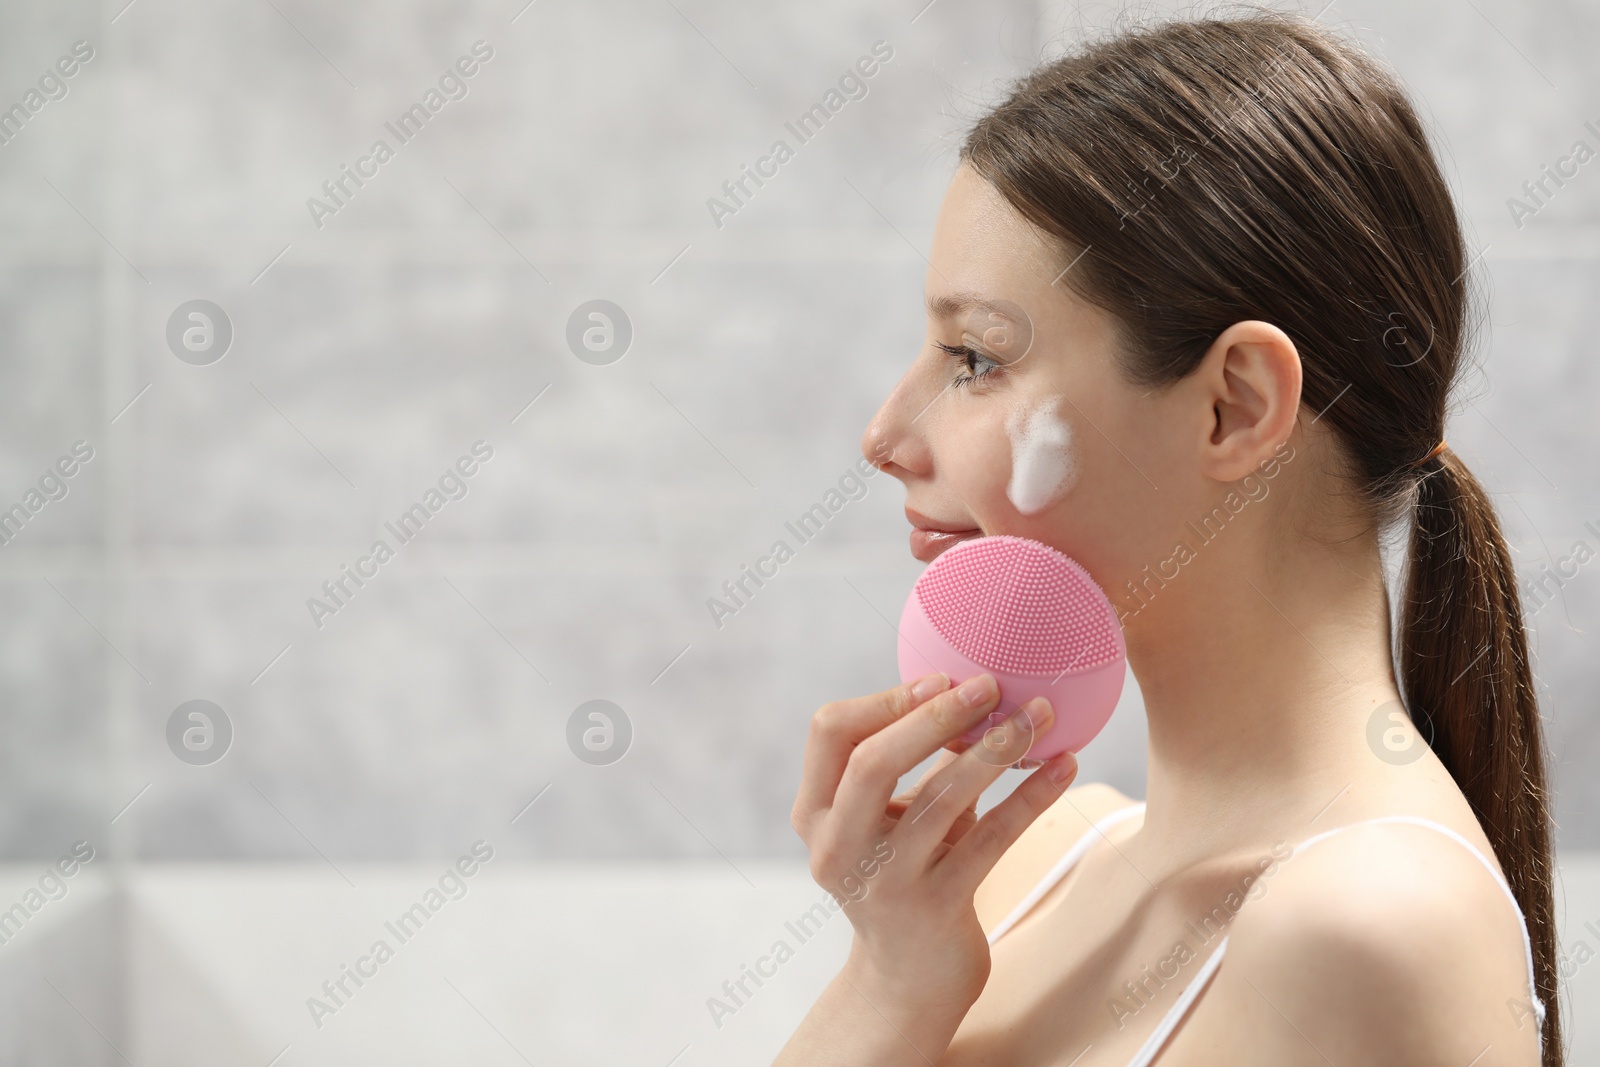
861,416,900,478
861,356,939,482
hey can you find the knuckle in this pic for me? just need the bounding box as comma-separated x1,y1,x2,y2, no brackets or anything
1020,779,1058,815
847,739,891,781
808,837,842,884
968,816,1010,856
927,693,966,734
812,701,846,739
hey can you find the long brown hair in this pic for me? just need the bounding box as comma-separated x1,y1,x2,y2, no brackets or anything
962,10,1561,1061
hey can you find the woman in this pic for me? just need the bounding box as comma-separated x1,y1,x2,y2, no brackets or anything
779,11,1560,1066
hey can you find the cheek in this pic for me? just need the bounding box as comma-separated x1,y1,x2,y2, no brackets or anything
962,438,1017,516
1004,399,1080,516
921,400,1014,503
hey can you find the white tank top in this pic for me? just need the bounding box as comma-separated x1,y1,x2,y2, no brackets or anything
985,802,1547,1066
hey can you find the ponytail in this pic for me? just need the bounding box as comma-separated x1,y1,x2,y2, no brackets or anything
1401,450,1559,1060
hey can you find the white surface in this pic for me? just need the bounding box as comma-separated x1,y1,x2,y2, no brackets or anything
0,857,1594,1065
126,861,854,1067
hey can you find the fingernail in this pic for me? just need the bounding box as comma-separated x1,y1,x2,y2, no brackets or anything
910,673,948,703
1018,697,1054,730
1047,752,1078,785
957,674,996,706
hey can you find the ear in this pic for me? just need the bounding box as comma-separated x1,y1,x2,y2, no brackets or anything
1197,320,1301,482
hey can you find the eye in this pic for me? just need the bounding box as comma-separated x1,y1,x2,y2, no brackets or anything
933,340,1002,388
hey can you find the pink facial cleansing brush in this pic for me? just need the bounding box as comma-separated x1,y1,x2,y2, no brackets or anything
897,535,1126,763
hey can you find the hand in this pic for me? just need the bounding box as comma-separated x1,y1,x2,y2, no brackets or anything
790,672,1080,1017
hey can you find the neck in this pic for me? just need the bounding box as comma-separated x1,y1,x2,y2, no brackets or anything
1124,521,1401,857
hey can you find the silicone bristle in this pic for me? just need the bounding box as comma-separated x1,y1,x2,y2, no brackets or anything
915,536,1121,674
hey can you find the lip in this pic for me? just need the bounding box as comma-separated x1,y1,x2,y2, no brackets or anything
905,507,983,563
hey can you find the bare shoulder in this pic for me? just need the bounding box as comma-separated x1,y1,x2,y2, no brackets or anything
1214,820,1543,1065
974,781,1139,932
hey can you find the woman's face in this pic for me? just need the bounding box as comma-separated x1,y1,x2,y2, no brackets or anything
862,162,1199,600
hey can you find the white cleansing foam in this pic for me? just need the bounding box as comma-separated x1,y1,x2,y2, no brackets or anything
1005,398,1078,515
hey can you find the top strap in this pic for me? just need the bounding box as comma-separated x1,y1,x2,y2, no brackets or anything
1124,935,1230,1067
987,808,1546,1065
987,802,1146,945
1290,814,1546,1049
1128,814,1546,1067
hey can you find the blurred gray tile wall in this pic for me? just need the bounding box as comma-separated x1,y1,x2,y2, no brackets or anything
0,0,1596,874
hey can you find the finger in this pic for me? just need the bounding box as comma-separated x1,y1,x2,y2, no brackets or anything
885,749,973,846
791,672,949,834
887,799,979,848
828,674,1003,842
887,788,978,847
939,748,1080,898
885,749,962,813
890,696,1055,857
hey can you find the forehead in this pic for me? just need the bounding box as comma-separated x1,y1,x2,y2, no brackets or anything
924,165,1124,374
926,163,1063,314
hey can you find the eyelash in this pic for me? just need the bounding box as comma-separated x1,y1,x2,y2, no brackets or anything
934,341,1002,388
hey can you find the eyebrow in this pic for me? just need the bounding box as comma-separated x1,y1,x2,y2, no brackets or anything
924,292,1012,320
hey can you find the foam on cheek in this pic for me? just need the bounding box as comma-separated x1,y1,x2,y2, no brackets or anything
1005,398,1078,516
